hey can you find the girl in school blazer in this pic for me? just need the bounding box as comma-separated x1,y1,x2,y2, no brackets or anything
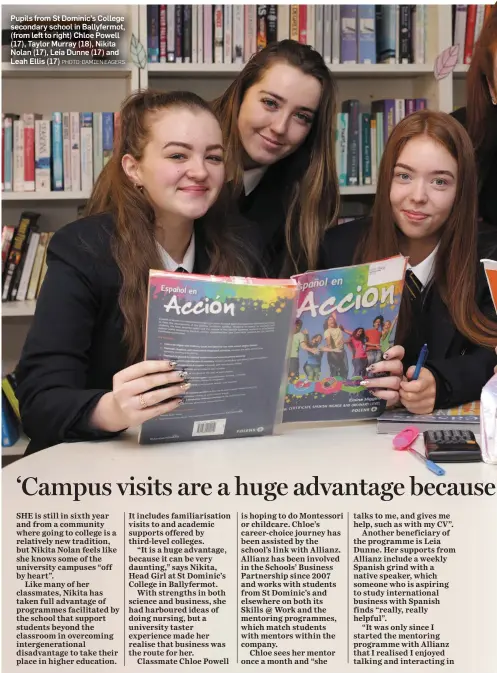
213,40,340,277
16,90,259,454
318,110,497,414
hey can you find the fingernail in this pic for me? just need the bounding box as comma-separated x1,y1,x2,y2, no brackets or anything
179,370,188,379
360,380,369,386
366,365,375,373
181,382,191,390
169,360,177,367
383,352,390,360
177,397,186,405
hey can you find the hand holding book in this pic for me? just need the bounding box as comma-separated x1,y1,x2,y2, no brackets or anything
90,359,188,433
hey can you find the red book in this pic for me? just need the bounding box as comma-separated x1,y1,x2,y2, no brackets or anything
464,5,477,65
299,5,307,44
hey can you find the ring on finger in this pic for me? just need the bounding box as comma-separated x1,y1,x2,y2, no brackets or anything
139,393,148,409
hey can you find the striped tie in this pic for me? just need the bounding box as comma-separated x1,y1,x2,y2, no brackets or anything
405,269,423,302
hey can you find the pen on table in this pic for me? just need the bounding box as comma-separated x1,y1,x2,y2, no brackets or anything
412,343,429,381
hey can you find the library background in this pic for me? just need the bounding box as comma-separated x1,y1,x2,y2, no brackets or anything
1,4,492,462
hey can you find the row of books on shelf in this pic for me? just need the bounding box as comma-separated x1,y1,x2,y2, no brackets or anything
338,97,427,187
2,212,52,302
2,372,20,448
453,4,494,65
2,112,120,193
146,5,429,66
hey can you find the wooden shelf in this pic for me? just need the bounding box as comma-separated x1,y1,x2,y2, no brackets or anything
147,63,434,78
1,64,133,79
3,301,37,317
3,191,90,201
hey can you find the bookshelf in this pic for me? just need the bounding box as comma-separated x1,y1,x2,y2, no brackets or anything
1,3,473,458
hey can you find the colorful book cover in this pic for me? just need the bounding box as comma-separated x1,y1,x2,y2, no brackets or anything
482,259,497,314
139,271,298,444
377,401,480,434
283,255,407,423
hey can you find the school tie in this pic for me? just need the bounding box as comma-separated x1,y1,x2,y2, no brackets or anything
175,267,188,273
405,269,423,302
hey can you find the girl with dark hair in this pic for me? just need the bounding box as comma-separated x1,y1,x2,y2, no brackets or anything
16,90,258,453
319,110,497,413
452,5,497,227
213,39,340,277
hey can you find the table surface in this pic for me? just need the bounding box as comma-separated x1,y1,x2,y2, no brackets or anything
6,420,493,483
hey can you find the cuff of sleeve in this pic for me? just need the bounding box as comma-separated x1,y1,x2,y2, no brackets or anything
64,390,128,441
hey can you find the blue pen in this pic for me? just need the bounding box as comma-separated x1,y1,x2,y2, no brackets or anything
412,343,429,380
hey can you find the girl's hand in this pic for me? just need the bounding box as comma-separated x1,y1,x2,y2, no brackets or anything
399,366,436,414
91,360,189,432
360,345,404,406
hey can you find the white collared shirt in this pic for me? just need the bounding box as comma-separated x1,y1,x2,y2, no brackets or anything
243,166,268,196
156,233,195,272
406,242,440,288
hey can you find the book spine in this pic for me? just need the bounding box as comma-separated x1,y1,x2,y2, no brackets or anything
298,5,307,44
60,112,71,192
277,5,289,41
376,5,396,63
306,5,315,48
2,375,20,421
197,5,204,64
175,5,184,62
13,119,24,192
80,112,93,194
340,5,357,64
51,113,63,191
399,5,411,64
147,5,160,63
415,98,427,111
315,5,324,57
361,113,372,185
159,5,167,63
92,112,103,183
343,100,359,186
183,5,192,63
395,99,405,125
405,99,416,116
22,113,37,191
69,111,80,191
4,117,13,191
26,231,49,300
290,5,299,41
370,117,377,185
464,5,477,64
336,113,348,187
323,6,332,63
223,5,232,64
257,5,268,51
191,5,197,63
332,6,340,64
453,6,467,64
245,5,256,61
167,5,175,62
213,5,223,63
2,226,15,266
34,119,50,192
233,5,244,63
2,213,38,301
267,5,277,44
102,112,114,167
16,230,40,301
474,5,485,44
204,5,213,64
358,5,376,64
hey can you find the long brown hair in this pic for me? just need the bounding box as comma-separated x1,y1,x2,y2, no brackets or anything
212,39,339,274
466,5,497,151
86,89,255,363
355,109,497,348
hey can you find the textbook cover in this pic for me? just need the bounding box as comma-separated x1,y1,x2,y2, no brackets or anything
139,271,298,444
481,259,497,314
283,255,407,423
377,401,480,434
